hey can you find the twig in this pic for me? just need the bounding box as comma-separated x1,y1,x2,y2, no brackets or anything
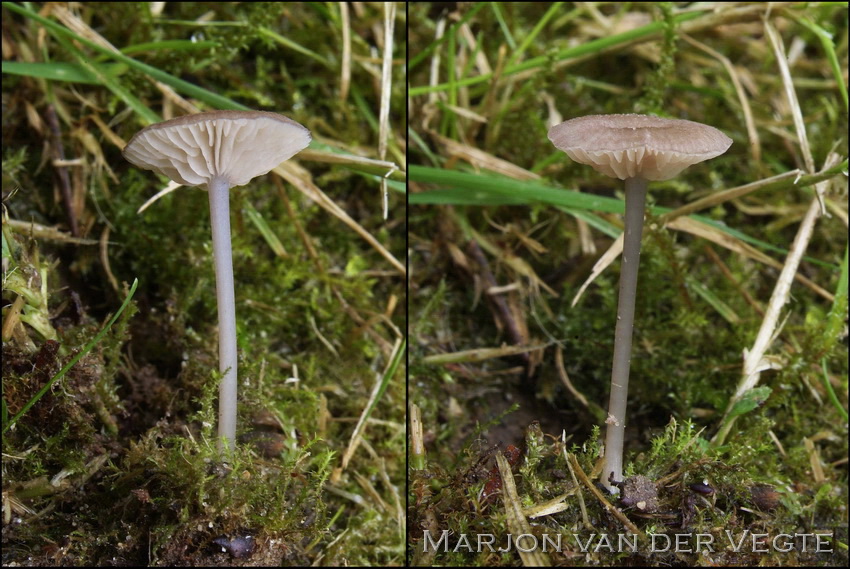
466,240,529,357
496,452,551,567
339,2,351,102
563,448,593,531
713,21,833,445
567,453,643,537
44,105,79,237
378,2,396,219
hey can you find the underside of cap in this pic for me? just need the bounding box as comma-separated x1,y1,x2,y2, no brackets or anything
548,114,732,181
123,111,311,188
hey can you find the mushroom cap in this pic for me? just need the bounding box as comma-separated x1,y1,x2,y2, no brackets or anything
123,110,311,188
548,114,731,181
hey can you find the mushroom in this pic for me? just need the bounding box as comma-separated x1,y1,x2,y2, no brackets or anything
548,114,731,493
123,110,311,454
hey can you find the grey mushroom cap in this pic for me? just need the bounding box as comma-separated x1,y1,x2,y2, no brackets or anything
123,110,311,188
548,114,732,181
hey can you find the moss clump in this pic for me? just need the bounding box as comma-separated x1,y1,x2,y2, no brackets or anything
2,2,405,564
407,3,846,566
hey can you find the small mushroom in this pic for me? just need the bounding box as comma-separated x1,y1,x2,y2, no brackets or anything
548,114,731,493
123,111,311,454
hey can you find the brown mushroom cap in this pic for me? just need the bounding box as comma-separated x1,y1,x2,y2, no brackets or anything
548,114,732,181
123,110,311,188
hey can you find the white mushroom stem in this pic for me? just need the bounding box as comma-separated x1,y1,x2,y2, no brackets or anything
122,111,312,458
208,175,238,454
602,176,648,493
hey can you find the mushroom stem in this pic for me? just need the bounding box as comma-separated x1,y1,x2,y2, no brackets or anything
208,175,238,454
602,175,648,492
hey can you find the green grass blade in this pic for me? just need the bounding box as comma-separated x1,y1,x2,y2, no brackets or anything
2,61,127,84
821,356,849,421
409,164,843,270
243,201,287,258
2,1,406,183
340,338,405,468
3,1,246,117
120,39,220,55
52,32,159,124
796,17,848,112
257,26,332,67
409,10,704,96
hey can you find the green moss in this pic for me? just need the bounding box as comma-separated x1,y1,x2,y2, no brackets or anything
407,3,846,566
2,2,404,565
